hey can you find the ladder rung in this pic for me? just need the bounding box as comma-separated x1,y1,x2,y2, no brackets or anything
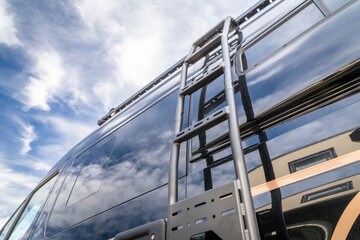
174,106,229,144
193,19,225,46
180,64,224,96
185,34,222,64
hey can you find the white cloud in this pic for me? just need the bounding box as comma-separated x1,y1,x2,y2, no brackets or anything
9,117,38,156
0,0,21,47
16,47,95,114
19,124,37,155
19,50,65,111
74,0,253,110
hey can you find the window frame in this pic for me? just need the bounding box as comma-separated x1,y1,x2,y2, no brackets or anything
66,136,116,207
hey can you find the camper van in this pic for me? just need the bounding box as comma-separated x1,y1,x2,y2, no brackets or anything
1,0,360,239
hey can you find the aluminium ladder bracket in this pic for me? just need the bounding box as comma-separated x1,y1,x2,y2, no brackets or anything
168,180,248,240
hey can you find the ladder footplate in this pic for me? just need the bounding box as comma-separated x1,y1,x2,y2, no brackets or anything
174,106,229,144
167,180,247,240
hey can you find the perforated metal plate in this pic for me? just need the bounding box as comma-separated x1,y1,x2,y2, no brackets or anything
167,180,247,240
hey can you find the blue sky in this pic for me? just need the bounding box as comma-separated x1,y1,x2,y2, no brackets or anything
0,0,255,227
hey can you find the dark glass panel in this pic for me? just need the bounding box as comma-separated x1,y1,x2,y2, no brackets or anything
243,2,360,116
242,3,324,70
67,138,116,206
47,91,184,235
241,0,305,39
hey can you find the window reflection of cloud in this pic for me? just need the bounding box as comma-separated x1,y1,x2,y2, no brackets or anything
280,163,360,204
67,163,104,206
244,4,324,69
241,0,305,39
191,121,229,151
48,92,177,233
267,100,360,159
71,72,180,159
47,184,169,238
253,163,360,210
245,3,360,115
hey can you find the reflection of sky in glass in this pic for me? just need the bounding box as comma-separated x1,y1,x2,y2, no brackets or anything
254,162,360,209
244,3,323,69
267,99,360,160
266,93,360,141
241,0,305,39
190,67,246,152
323,0,351,12
244,2,360,116
187,148,261,198
67,138,116,206
67,70,181,165
47,91,185,235
8,175,57,240
45,180,186,239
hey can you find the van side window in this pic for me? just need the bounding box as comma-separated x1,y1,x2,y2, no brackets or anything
105,91,180,204
47,91,184,235
7,174,58,240
67,138,116,206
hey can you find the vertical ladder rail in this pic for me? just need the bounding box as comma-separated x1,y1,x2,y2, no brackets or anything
169,45,196,205
221,16,260,240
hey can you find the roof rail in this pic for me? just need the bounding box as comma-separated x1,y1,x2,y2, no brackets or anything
97,0,276,126
97,57,184,126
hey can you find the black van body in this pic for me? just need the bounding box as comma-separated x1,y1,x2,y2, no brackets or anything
1,0,360,239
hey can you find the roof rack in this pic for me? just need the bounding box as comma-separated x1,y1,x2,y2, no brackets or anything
97,0,277,126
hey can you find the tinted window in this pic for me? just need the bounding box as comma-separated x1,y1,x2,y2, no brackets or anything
240,0,305,38
67,138,116,206
241,3,324,70
47,91,185,235
8,174,58,240
240,3,360,116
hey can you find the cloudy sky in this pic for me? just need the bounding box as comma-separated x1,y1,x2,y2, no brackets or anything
0,0,256,227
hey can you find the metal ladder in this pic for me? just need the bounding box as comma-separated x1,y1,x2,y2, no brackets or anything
168,16,260,240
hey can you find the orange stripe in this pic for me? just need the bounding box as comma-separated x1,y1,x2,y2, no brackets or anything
251,150,360,196
331,192,360,240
